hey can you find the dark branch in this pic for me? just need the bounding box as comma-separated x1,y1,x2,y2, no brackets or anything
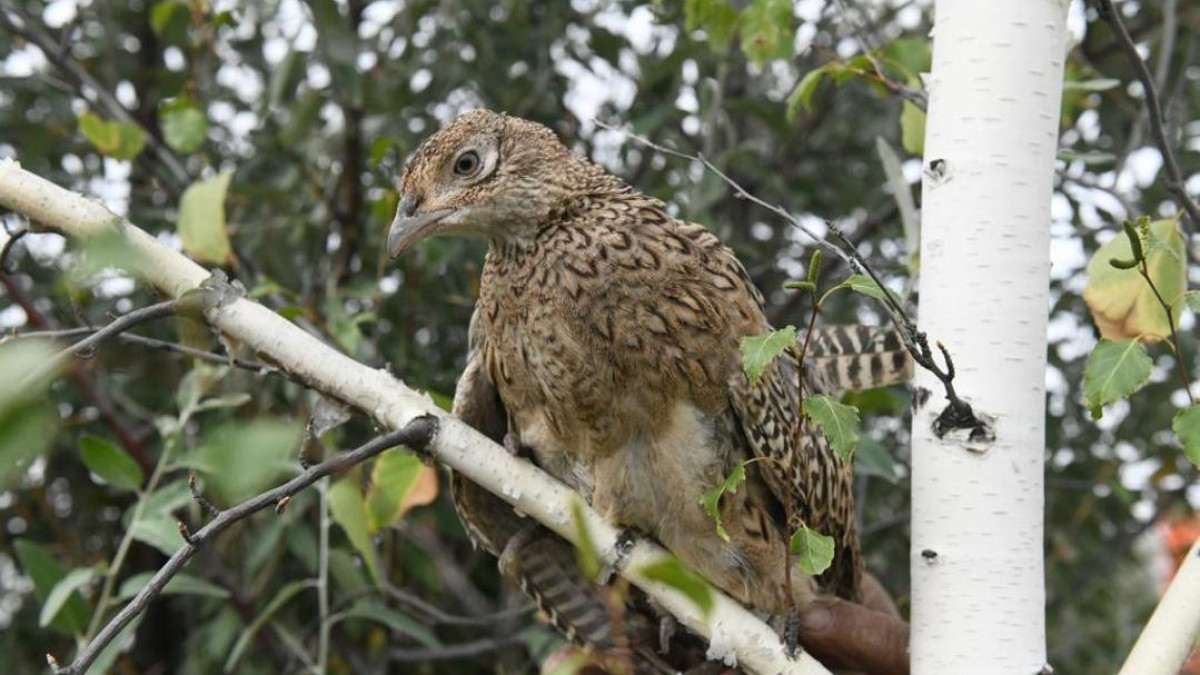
23,299,179,387
51,415,439,675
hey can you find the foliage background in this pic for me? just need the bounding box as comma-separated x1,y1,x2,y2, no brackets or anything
0,0,1196,672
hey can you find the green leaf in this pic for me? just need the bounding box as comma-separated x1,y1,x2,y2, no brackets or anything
1083,218,1186,341
365,450,423,533
224,579,316,672
700,461,749,542
900,99,925,156
1172,405,1200,469
740,325,797,386
684,0,739,49
150,0,188,41
337,602,442,649
789,526,835,576
130,515,185,556
786,67,826,121
0,341,60,490
329,474,383,586
1083,339,1152,417
13,540,91,634
639,556,714,619
194,393,252,413
842,274,900,302
161,103,209,153
855,437,902,484
802,395,860,460
78,434,144,492
880,37,932,79
118,571,231,601
78,112,147,161
570,499,603,582
740,0,794,65
178,171,233,265
40,566,98,627
179,418,303,503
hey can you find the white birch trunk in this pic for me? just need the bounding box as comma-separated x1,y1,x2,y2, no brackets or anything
911,1,1069,673
0,159,829,675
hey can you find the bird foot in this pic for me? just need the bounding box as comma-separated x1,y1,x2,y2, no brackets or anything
502,431,534,460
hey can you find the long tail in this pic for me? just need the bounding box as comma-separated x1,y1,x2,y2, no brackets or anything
804,325,913,394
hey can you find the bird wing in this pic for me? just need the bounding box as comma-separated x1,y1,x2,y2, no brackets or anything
805,325,913,395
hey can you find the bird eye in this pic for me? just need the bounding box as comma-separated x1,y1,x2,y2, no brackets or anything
454,151,480,177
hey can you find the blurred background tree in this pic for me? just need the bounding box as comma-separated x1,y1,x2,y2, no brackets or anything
0,0,1195,672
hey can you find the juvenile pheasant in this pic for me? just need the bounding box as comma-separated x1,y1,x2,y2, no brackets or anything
388,110,909,647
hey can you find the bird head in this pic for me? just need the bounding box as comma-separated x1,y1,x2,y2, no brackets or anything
387,109,610,258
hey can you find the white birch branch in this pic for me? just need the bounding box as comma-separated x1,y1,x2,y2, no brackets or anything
911,0,1069,673
0,158,830,675
1118,537,1200,675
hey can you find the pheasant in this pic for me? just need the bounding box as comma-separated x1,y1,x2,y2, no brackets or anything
387,110,910,662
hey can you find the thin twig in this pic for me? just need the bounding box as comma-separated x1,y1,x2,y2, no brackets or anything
6,328,271,372
1,222,27,271
1093,0,1199,237
22,299,179,387
51,416,439,675
1138,261,1194,405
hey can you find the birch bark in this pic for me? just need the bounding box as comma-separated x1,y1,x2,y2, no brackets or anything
911,1,1069,672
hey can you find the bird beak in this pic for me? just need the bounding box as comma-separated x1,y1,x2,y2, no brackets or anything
387,194,455,259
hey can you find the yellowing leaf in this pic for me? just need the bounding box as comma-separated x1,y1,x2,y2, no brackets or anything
178,172,234,265
740,326,796,386
365,450,430,534
1083,218,1186,341
78,112,147,161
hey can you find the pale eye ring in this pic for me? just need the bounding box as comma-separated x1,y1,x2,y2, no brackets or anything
454,151,481,176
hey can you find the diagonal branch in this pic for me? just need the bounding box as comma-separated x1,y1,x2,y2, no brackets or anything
0,159,831,675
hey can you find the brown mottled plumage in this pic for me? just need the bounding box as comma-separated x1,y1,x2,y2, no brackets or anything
388,110,910,657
